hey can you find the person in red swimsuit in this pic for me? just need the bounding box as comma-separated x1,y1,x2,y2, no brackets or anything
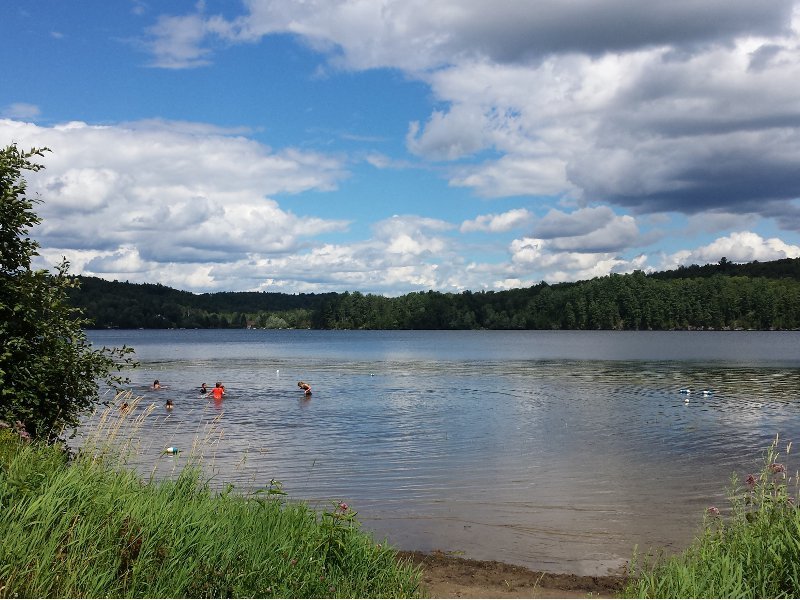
207,382,225,400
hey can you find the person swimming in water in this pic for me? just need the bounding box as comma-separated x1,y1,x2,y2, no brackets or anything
152,380,161,390
165,399,174,410
207,382,225,400
297,381,312,396
200,383,207,395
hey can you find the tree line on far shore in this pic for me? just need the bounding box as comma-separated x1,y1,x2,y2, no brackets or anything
69,256,800,331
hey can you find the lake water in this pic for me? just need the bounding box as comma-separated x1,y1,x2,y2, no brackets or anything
85,329,800,576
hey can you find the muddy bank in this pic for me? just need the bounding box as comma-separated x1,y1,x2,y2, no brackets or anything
397,550,626,599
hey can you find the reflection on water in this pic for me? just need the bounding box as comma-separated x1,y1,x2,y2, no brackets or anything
83,330,800,575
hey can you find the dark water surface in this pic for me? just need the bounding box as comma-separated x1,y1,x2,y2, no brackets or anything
85,330,800,575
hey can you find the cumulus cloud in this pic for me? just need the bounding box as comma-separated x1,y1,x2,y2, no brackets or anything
508,236,648,283
529,207,641,253
660,231,800,270
143,1,793,71
460,208,533,233
10,1,800,294
420,41,800,218
188,215,461,295
141,1,800,230
2,118,349,282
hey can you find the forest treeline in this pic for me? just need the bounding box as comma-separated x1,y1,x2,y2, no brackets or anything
68,257,800,331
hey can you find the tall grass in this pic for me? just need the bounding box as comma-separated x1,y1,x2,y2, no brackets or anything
625,435,800,598
0,398,421,598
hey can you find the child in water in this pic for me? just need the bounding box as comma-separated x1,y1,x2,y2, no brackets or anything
207,382,225,400
297,381,312,396
165,399,174,410
152,380,161,390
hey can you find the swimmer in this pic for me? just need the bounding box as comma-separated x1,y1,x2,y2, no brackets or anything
153,379,161,390
165,399,174,410
200,383,207,395
120,402,130,412
207,382,225,400
297,381,312,396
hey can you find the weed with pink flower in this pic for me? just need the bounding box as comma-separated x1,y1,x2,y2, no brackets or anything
625,434,800,598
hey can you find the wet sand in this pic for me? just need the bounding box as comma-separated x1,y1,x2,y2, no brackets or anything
398,551,626,599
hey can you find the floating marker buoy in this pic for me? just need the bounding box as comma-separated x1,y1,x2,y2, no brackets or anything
165,446,179,455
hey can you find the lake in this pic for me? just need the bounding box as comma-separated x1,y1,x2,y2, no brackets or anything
85,329,800,576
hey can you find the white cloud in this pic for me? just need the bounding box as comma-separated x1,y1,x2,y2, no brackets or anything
406,106,490,161
144,1,793,72
449,154,572,199
10,0,800,295
2,103,41,119
144,11,214,69
507,235,648,283
142,1,800,227
460,208,533,233
660,231,800,270
2,118,350,282
531,207,641,253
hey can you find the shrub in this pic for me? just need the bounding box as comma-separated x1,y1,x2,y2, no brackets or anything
0,145,135,441
625,435,800,598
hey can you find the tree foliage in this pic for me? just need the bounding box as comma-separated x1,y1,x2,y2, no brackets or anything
69,257,800,332
0,145,135,441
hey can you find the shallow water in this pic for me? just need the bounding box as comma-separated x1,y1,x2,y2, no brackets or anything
85,329,800,575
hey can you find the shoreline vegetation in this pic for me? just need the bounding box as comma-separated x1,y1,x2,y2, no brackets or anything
0,398,421,598
70,257,800,331
3,399,800,598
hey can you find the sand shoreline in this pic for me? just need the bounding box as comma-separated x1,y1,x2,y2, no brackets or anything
397,550,626,598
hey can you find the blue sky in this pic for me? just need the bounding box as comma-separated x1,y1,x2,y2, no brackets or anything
2,1,800,294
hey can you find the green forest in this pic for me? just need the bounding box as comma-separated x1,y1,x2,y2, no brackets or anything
69,257,800,331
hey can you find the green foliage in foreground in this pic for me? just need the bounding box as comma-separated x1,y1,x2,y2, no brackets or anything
625,436,800,598
0,429,421,598
0,145,135,441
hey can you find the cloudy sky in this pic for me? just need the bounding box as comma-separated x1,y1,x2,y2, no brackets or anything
3,1,800,295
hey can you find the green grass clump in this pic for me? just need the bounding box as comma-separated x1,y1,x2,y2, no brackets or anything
625,435,800,598
0,427,421,598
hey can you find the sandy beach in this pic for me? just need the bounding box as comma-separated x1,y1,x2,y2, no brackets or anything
398,551,625,599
